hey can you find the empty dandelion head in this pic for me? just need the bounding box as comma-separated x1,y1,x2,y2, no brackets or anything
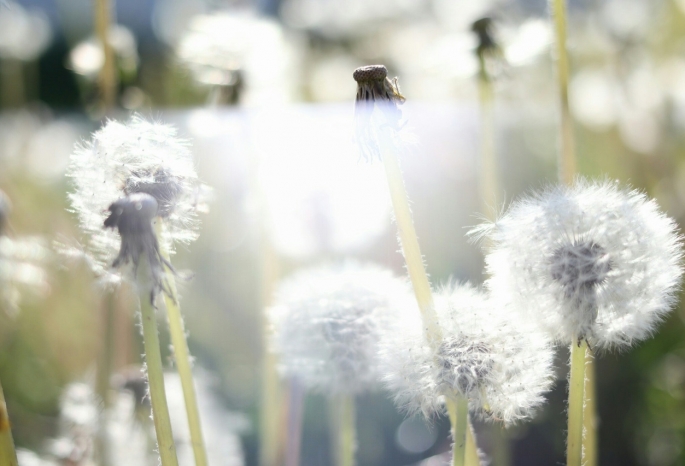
269,262,411,395
352,64,405,162
474,179,684,349
471,16,504,82
103,193,175,300
67,115,209,288
379,283,554,425
472,17,497,56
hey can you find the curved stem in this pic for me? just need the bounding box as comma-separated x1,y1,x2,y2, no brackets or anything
139,294,179,466
567,340,587,466
156,228,208,466
379,127,442,346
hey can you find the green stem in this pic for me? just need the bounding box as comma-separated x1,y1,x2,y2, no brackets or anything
477,67,498,220
330,394,356,466
550,0,576,185
465,422,480,466
94,0,117,110
583,351,597,466
0,378,18,466
567,340,587,466
95,292,117,466
447,397,468,466
139,294,179,466
156,227,208,466
378,127,442,345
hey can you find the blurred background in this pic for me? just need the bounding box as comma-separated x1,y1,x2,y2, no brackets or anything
1,0,685,465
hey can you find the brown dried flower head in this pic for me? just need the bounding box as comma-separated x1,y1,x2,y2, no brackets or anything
352,65,405,161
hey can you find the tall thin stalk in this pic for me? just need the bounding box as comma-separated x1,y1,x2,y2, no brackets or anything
94,0,117,110
476,56,498,220
0,378,18,466
284,378,305,466
550,0,576,185
548,2,595,465
447,396,469,466
156,226,208,466
583,355,598,466
330,393,356,466
138,293,179,466
95,292,117,466
377,125,477,465
566,340,587,466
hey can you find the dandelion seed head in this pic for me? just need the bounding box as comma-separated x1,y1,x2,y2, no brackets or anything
269,262,411,394
67,115,208,285
477,179,684,349
379,283,554,424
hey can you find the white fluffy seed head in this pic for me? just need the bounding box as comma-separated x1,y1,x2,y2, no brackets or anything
66,115,209,283
269,262,412,395
379,283,555,425
473,178,684,349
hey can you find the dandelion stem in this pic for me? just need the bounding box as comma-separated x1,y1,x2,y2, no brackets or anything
465,422,480,466
549,0,576,185
566,340,587,466
94,0,117,110
138,292,179,466
95,292,117,466
447,396,469,466
330,394,356,466
378,121,479,463
583,352,597,466
156,226,209,466
0,378,18,466
378,128,442,345
477,59,498,220
284,378,305,466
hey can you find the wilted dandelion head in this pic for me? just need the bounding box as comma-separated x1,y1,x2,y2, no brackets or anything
471,17,497,55
473,179,684,349
471,16,505,82
379,283,554,425
67,115,209,286
269,262,411,395
352,64,405,162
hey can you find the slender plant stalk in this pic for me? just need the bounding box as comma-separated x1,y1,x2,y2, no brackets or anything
550,0,576,185
284,378,305,466
329,393,356,466
155,227,208,466
566,340,587,466
0,59,24,109
549,2,597,464
583,353,597,466
465,422,480,466
378,129,442,344
94,0,117,110
258,237,285,466
138,293,179,466
378,128,479,465
477,63,498,220
0,378,18,466
447,396,469,466
95,292,117,466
